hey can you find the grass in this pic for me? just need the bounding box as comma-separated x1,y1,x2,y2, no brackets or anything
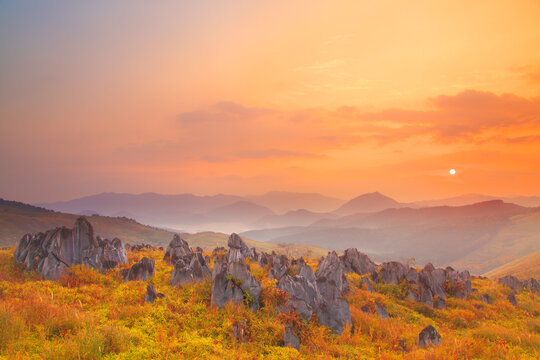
0,247,538,359
484,249,540,281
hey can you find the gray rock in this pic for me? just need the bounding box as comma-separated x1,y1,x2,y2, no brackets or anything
257,252,270,268
145,284,164,303
122,257,155,281
434,296,446,309
417,325,441,347
14,217,128,280
298,263,316,283
171,252,211,287
340,248,377,275
269,254,290,280
405,268,418,283
498,275,521,291
278,275,321,321
507,292,518,306
315,297,351,335
379,261,408,285
316,251,349,299
284,325,300,350
211,234,262,311
163,235,193,265
522,278,539,293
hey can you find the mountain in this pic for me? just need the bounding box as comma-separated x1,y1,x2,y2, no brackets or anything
246,191,345,213
415,194,540,208
251,209,337,228
332,192,405,216
242,200,540,274
205,201,274,223
483,249,540,281
0,198,328,257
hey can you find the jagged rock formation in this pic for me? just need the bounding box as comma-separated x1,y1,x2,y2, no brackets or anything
121,257,155,281
171,252,211,287
480,293,492,304
417,325,441,347
507,292,518,306
14,217,127,280
498,275,539,294
340,248,377,275
163,234,193,265
269,254,290,280
211,234,262,311
279,251,352,334
162,235,212,287
145,284,165,303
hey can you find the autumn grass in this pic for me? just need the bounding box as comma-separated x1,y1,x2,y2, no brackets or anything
0,248,538,359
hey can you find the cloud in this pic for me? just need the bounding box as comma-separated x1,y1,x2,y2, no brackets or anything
115,90,540,166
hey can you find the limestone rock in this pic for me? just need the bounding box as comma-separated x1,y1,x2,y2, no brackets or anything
122,257,155,281
145,284,165,303
163,235,192,265
340,248,377,275
417,325,441,347
14,217,127,280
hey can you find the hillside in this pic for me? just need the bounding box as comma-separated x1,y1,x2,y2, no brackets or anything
242,201,540,274
484,250,540,281
0,247,537,359
0,199,328,258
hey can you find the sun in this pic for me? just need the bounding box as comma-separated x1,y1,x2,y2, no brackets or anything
449,169,456,175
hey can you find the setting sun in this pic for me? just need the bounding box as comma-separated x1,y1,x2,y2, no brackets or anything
450,169,456,175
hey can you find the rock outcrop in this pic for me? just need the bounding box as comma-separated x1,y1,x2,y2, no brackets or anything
145,284,165,303
14,217,128,280
171,252,211,287
269,254,290,280
121,257,155,281
211,234,262,311
340,248,377,275
498,276,539,294
417,325,441,347
163,235,193,265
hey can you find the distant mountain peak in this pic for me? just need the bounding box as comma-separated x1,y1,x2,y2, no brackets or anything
333,192,402,216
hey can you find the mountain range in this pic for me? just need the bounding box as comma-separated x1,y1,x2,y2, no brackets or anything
29,191,540,274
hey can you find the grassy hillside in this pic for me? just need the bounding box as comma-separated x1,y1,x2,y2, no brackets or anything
484,250,540,281
0,199,329,258
0,248,537,359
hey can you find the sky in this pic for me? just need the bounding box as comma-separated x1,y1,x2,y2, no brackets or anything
1,0,539,203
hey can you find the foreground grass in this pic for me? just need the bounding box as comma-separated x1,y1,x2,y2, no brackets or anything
0,248,538,359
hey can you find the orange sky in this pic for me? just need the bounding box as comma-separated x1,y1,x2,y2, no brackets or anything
1,0,539,203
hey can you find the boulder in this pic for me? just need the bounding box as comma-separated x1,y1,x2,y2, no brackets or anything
122,257,155,281
283,325,300,350
498,275,521,291
378,261,408,285
316,251,349,298
257,252,271,268
417,325,441,347
269,254,290,280
277,274,321,321
145,284,165,303
340,248,377,275
171,252,211,287
434,296,446,309
14,217,128,280
298,263,316,283
315,297,351,335
163,235,192,265
211,234,262,311
522,278,540,293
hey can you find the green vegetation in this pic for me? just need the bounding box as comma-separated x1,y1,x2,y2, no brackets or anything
0,248,538,359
